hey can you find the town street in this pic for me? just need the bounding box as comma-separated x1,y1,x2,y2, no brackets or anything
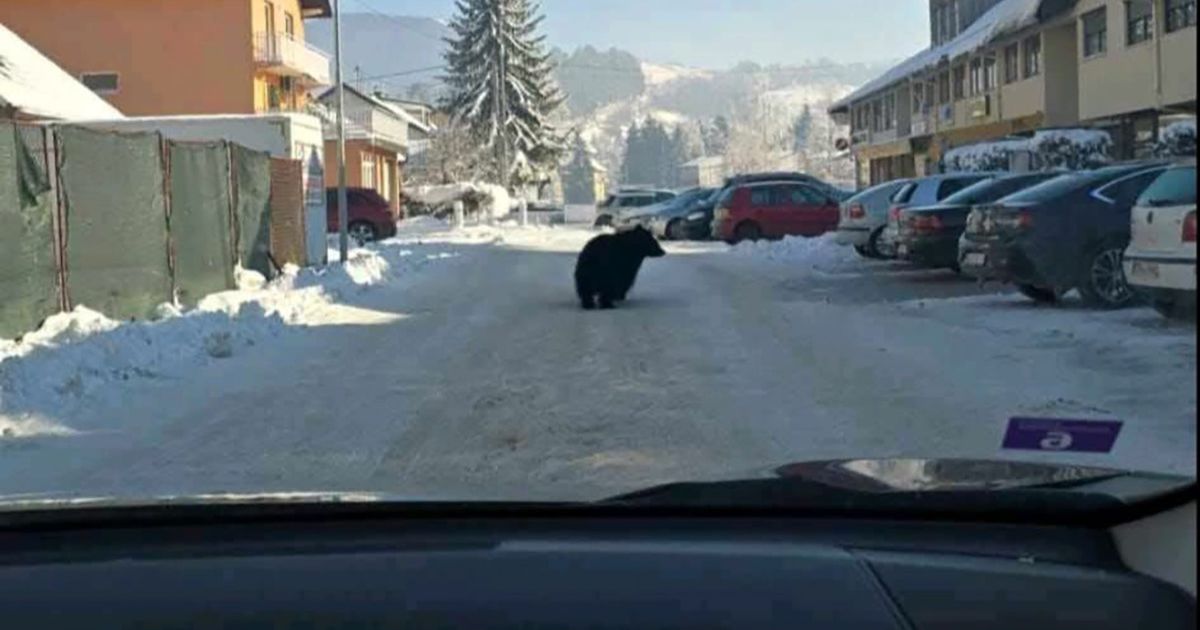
0,224,1195,502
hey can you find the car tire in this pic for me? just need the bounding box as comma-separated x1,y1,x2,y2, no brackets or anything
594,214,613,228
666,219,687,241
1077,241,1136,309
348,221,378,245
853,244,872,258
1017,284,1059,303
734,222,762,243
1152,291,1198,321
864,227,886,259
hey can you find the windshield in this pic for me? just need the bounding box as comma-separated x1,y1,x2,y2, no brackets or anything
942,174,1056,205
0,0,1193,514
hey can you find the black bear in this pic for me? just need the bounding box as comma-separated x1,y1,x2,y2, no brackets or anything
575,226,667,310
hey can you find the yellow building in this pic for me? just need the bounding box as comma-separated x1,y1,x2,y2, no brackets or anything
831,0,1197,186
0,0,332,116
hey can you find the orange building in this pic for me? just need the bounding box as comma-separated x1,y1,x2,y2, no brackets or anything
0,0,332,116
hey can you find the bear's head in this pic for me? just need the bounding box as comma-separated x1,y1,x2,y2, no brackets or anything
621,225,666,258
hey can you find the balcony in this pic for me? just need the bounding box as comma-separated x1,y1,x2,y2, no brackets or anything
254,31,331,86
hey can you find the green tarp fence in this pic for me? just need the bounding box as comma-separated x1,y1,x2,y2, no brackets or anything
59,126,172,321
168,141,236,306
231,144,273,278
0,123,57,340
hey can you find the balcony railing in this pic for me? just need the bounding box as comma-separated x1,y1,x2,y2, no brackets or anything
254,31,331,85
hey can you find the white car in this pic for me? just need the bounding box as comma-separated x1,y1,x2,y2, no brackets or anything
1123,161,1196,320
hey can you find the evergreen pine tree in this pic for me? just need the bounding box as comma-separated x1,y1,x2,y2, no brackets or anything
442,0,566,187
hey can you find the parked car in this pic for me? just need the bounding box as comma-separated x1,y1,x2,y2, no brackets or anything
724,172,851,202
959,162,1170,308
880,173,995,257
652,188,722,241
1124,161,1197,320
325,187,397,243
594,188,676,227
895,172,1060,271
627,187,717,239
835,179,911,259
711,180,841,243
616,187,713,231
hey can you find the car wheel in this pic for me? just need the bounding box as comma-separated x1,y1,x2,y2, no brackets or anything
348,221,378,245
594,214,613,228
666,219,688,241
1017,284,1059,303
1078,242,1136,309
734,222,762,243
864,227,887,259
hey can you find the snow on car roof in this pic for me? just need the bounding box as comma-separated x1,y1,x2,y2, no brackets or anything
830,0,1044,112
0,23,124,120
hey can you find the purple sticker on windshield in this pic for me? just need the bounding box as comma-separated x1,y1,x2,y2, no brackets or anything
1003,418,1123,453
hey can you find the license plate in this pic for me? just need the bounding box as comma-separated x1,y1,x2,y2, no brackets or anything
963,252,986,267
1131,261,1160,279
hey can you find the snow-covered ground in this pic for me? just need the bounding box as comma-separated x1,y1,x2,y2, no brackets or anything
0,221,1194,503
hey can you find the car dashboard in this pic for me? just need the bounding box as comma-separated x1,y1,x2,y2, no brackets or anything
0,501,1193,629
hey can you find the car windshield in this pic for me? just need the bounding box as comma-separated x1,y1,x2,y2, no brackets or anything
942,174,1055,205
0,0,1193,514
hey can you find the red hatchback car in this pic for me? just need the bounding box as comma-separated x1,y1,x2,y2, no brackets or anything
712,181,841,243
326,188,399,243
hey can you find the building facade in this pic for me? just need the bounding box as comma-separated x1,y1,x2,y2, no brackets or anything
831,0,1196,186
0,0,332,117
318,86,431,214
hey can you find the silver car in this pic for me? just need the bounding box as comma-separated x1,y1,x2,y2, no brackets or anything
834,179,911,259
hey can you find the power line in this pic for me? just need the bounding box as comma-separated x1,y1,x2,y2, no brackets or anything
346,0,447,43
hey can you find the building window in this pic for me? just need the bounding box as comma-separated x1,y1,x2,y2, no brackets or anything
983,55,997,91
285,13,296,38
362,158,377,190
938,71,951,104
872,100,883,132
1166,0,1197,32
969,58,982,95
1083,8,1108,57
953,65,966,100
1022,35,1042,77
884,92,896,130
80,72,119,94
1004,43,1020,83
1126,0,1154,45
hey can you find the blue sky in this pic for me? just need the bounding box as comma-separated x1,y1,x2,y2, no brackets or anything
339,0,930,68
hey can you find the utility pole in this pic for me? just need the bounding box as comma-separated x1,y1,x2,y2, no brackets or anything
333,0,349,263
493,7,510,192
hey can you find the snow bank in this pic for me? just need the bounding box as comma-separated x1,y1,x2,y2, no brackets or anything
729,234,857,271
0,223,478,436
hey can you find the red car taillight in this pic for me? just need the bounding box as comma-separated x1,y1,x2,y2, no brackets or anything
888,206,902,222
848,204,866,220
1183,211,1197,243
908,214,943,233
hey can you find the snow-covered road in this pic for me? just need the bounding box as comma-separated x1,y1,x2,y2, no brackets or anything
0,223,1195,502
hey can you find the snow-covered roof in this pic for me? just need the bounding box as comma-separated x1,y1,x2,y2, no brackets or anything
317,84,431,134
0,23,123,121
830,0,1045,112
